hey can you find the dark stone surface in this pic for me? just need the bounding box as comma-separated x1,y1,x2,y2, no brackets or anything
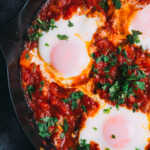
0,1,34,150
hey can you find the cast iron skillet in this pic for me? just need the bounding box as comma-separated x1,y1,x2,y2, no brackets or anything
0,0,52,149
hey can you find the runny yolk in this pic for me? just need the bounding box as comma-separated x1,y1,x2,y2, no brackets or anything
130,4,150,37
50,39,89,77
102,115,131,149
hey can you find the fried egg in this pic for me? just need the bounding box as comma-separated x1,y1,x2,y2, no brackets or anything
79,103,150,150
129,4,150,50
38,14,98,80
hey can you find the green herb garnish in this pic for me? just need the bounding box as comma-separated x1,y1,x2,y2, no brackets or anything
133,102,138,112
39,81,44,92
62,91,84,110
111,134,116,139
96,55,109,63
99,0,109,12
81,105,87,112
127,30,142,44
60,132,65,139
45,43,49,47
25,53,29,59
28,32,43,41
63,119,69,133
93,127,98,131
112,0,121,9
57,34,69,40
77,139,90,150
27,85,35,97
38,117,58,138
134,81,145,90
68,21,74,27
103,107,112,114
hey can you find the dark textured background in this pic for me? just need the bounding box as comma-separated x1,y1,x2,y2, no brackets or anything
0,0,34,150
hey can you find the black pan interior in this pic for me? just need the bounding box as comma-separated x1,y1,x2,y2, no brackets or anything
0,0,48,149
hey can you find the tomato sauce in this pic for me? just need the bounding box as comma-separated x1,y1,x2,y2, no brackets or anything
21,64,99,149
91,38,150,113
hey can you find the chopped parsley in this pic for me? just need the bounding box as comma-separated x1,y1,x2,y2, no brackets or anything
91,53,96,59
62,91,84,110
92,64,98,74
25,53,29,59
68,21,74,27
81,105,87,112
122,49,128,58
93,127,98,131
57,34,69,40
112,0,121,9
99,0,109,12
103,107,112,114
28,32,43,41
63,119,69,133
77,139,90,150
105,148,110,150
39,81,44,92
117,46,122,54
127,30,142,44
60,132,65,139
38,117,58,138
28,18,57,41
132,102,138,112
96,55,109,63
95,51,146,108
37,18,57,31
27,85,35,97
45,43,49,47
111,134,116,139
134,81,145,90
135,148,140,150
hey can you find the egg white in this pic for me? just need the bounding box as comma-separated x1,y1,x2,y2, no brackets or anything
38,14,98,78
129,4,150,51
79,103,150,150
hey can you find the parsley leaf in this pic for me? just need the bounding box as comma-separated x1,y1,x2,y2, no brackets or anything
99,0,109,12
27,85,35,97
103,107,112,114
81,105,87,112
63,119,69,133
111,134,116,139
57,34,69,40
38,117,58,138
39,81,44,92
133,102,138,112
93,127,98,131
25,53,29,59
77,139,90,150
28,32,43,41
62,91,84,110
127,30,142,44
112,0,121,9
71,91,84,100
45,43,49,47
134,81,145,90
68,21,74,27
60,132,65,139
96,55,109,63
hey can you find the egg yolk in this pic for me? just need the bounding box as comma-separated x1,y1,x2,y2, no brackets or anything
50,39,89,77
131,5,150,37
102,115,131,149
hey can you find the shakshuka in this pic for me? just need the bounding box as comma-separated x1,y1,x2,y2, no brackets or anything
20,0,150,149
